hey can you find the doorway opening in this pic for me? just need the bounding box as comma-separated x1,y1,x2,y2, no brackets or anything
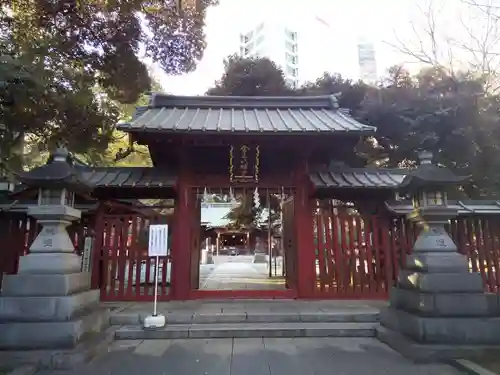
190,187,297,297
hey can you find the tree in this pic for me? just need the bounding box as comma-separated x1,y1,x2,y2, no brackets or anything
388,0,500,92
298,73,368,111
206,55,294,96
224,193,282,231
359,65,500,197
0,0,216,171
79,79,165,167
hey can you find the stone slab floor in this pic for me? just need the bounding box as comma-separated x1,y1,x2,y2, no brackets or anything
35,338,463,375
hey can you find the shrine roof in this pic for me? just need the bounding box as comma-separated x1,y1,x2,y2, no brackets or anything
118,94,376,134
385,200,500,215
78,167,176,188
310,167,407,189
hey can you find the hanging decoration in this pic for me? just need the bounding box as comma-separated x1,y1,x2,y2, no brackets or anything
202,187,209,203
229,187,239,209
253,187,260,210
228,144,260,184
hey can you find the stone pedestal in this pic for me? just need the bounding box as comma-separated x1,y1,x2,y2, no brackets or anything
200,250,213,265
378,207,500,360
0,206,109,369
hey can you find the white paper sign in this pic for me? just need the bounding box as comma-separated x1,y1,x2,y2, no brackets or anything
148,224,169,257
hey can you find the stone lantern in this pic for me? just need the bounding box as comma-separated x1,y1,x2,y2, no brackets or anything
15,147,92,273
378,150,500,360
399,150,469,253
0,147,109,366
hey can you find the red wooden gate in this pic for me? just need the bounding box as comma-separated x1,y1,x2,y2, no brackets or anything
93,213,173,301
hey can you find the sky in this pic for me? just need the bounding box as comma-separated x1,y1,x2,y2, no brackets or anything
150,0,454,95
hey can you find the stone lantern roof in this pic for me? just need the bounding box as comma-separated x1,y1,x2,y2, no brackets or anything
15,147,93,193
398,151,470,196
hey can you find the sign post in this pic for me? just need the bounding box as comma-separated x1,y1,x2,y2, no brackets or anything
143,224,168,329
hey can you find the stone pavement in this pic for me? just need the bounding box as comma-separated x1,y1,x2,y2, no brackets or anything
201,261,285,290
200,255,284,290
109,299,385,321
34,337,464,375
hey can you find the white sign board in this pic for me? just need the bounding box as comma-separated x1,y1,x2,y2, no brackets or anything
148,224,169,257
81,236,94,272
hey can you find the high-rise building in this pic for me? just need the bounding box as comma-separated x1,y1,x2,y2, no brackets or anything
357,41,378,84
239,21,299,89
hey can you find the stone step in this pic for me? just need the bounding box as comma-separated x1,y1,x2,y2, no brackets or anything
0,308,110,350
110,310,379,326
115,322,378,340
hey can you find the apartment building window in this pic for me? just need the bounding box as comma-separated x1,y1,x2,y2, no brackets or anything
285,29,297,41
286,66,298,77
286,79,297,89
241,31,253,44
286,52,298,65
285,41,297,53
255,22,264,34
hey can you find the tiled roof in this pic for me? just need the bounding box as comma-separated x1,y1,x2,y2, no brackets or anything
385,200,500,215
118,94,376,134
78,167,176,188
310,168,407,189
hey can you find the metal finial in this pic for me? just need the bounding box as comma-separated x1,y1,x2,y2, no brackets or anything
418,150,433,165
328,94,340,109
51,146,69,163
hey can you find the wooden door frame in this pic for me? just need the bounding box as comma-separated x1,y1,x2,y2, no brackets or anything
186,185,300,300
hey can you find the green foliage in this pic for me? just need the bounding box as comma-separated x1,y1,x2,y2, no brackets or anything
206,55,295,96
224,193,282,231
0,0,216,171
206,56,500,201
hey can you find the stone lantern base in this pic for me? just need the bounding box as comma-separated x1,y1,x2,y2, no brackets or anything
377,231,500,361
0,206,110,370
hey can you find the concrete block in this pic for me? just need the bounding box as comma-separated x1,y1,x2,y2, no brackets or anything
389,288,493,316
397,270,484,293
299,311,379,323
0,326,117,370
405,252,469,273
109,313,140,326
193,312,247,324
0,290,99,322
377,325,500,363
253,253,267,263
114,325,190,340
0,308,109,350
114,322,377,340
17,253,81,274
380,307,500,345
1,273,91,297
165,312,194,324
246,311,300,323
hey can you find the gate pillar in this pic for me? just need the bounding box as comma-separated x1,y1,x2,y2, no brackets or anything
171,172,194,300
295,160,316,298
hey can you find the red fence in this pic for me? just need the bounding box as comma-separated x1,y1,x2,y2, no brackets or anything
313,204,500,299
93,213,173,301
0,212,87,287
450,217,500,293
3,207,500,301
313,211,403,298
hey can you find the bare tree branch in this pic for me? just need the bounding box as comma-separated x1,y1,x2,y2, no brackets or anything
385,0,500,92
